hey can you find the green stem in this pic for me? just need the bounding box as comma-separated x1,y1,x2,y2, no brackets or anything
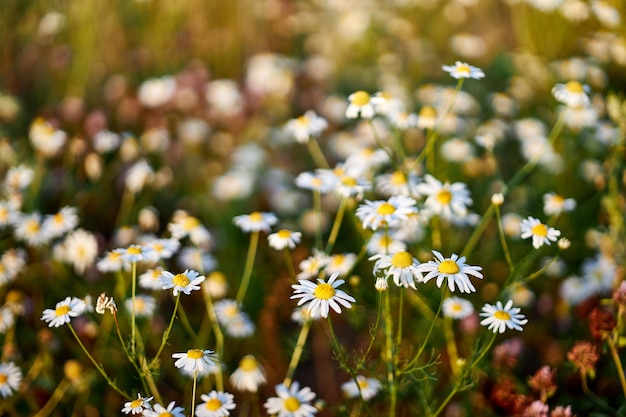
313,190,323,251
443,316,460,376
383,291,397,417
607,336,626,400
307,137,330,169
283,321,311,387
495,204,515,273
191,371,198,417
150,293,181,368
203,290,225,391
325,196,348,255
432,385,459,417
131,261,137,357
283,248,296,280
236,231,259,305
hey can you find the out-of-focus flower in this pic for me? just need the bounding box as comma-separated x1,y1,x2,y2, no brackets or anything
375,170,421,197
284,111,328,144
12,212,50,247
567,341,599,376
233,211,278,233
591,0,621,28
124,295,156,318
0,362,22,398
230,355,267,393
168,213,211,247
29,118,67,157
341,375,382,400
520,217,561,249
213,299,255,338
291,272,356,318
205,79,244,118
543,193,576,216
346,91,375,119
42,206,79,239
138,76,176,108
417,175,473,221
195,391,236,417
295,171,336,194
551,81,590,107
528,366,557,400
264,382,317,417
325,253,357,277
58,229,99,274
480,300,528,333
93,130,121,154
589,307,615,340
203,271,229,299
125,160,153,193
442,61,485,79
443,296,474,319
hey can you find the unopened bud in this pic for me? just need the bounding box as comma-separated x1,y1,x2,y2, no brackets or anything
491,193,504,206
558,237,571,250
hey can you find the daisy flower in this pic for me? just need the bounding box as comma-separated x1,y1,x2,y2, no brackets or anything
370,91,405,116
122,393,153,415
417,105,438,130
168,214,211,246
142,237,181,263
375,170,421,197
172,349,218,374
125,295,156,318
4,165,35,192
160,269,206,296
230,355,267,393
0,307,15,334
325,252,357,277
291,272,356,318
479,300,528,334
233,211,278,233
0,362,22,398
341,375,382,401
59,229,99,274
345,90,375,119
177,247,217,272
143,401,186,417
355,195,417,231
442,61,485,79
520,216,561,249
97,250,130,273
543,192,576,216
551,81,590,107
416,174,473,221
294,171,336,194
560,275,591,306
284,111,328,144
139,267,166,290
114,244,146,263
442,296,474,319
203,271,229,299
268,229,302,250
369,251,423,290
41,206,79,239
213,299,255,338
41,296,86,327
416,250,483,293
195,391,236,417
12,212,50,246
264,381,318,417
366,231,407,255
297,250,330,280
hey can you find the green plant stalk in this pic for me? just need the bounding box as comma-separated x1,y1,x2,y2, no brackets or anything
307,137,330,169
191,371,198,417
395,288,404,347
443,316,460,376
283,320,311,388
131,261,137,357
151,293,181,368
355,292,383,371
325,196,348,255
494,204,515,273
432,384,459,417
312,190,324,251
111,311,150,397
470,332,498,368
368,119,396,168
32,378,70,417
67,323,131,400
607,335,626,400
283,247,296,280
236,231,259,305
203,290,225,391
383,291,397,417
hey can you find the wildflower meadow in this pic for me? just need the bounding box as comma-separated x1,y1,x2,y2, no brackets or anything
2,0,626,416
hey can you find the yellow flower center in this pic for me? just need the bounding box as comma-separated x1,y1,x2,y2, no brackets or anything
351,91,371,106
284,397,301,412
390,171,407,185
391,251,413,268
127,246,142,255
249,211,263,222
224,305,239,318
26,219,40,234
331,254,344,266
130,399,143,408
451,304,463,312
208,271,226,283
183,216,200,230
494,310,511,321
419,105,437,118
531,223,548,237
277,229,292,238
341,176,357,186
377,202,396,215
357,379,370,389
438,259,460,274
0,373,7,384
187,349,204,359
152,243,164,252
457,64,471,74
134,298,145,311
53,213,64,224
565,81,584,93
311,178,323,187
55,305,71,317
172,273,190,287
239,356,258,372
551,195,564,204
296,115,310,126
314,283,335,300
205,398,222,411
158,413,173,417
436,190,452,204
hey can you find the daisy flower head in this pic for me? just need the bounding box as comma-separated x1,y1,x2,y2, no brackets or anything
370,91,406,117
366,231,407,255
12,211,50,247
264,381,318,417
168,214,211,246
41,296,86,327
172,349,218,374
122,393,153,415
196,391,236,417
325,252,357,277
284,111,328,144
369,251,423,290
143,401,186,417
291,272,356,318
268,229,301,250
233,211,278,233
355,195,417,231
416,251,483,293
294,171,336,194
41,206,79,239
125,295,156,318
230,355,267,393
139,267,166,290
296,250,330,280
97,250,130,273
160,269,206,296
346,90,375,119
203,271,230,299
375,169,421,197
341,375,382,401
114,244,146,263
551,81,590,107
442,61,485,79
443,296,474,319
480,300,528,334
0,362,22,398
416,174,473,221
213,299,255,338
520,216,561,249
543,192,576,216
142,237,181,263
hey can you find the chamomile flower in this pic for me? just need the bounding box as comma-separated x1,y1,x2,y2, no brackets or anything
346,91,375,119
60,229,99,274
416,251,483,293
325,253,357,277
297,250,330,280
41,206,79,239
416,174,473,221
41,296,86,327
479,300,528,334
291,272,356,318
0,362,22,398
172,349,218,374
366,231,407,255
355,195,417,231
230,355,267,392
375,170,421,197
233,211,278,233
214,299,255,338
520,217,561,249
443,296,474,319
160,269,206,296
143,401,186,417
97,250,130,273
0,307,15,334
369,251,423,290
13,212,50,246
543,193,576,216
416,105,438,130
125,295,156,318
177,247,217,272
551,81,590,107
168,214,211,246
284,111,328,144
142,238,181,263
442,61,485,79
196,391,236,417
122,393,153,415
341,375,382,401
268,229,302,250
264,381,318,417
295,171,336,194
203,271,229,299
114,244,146,263
139,267,166,290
